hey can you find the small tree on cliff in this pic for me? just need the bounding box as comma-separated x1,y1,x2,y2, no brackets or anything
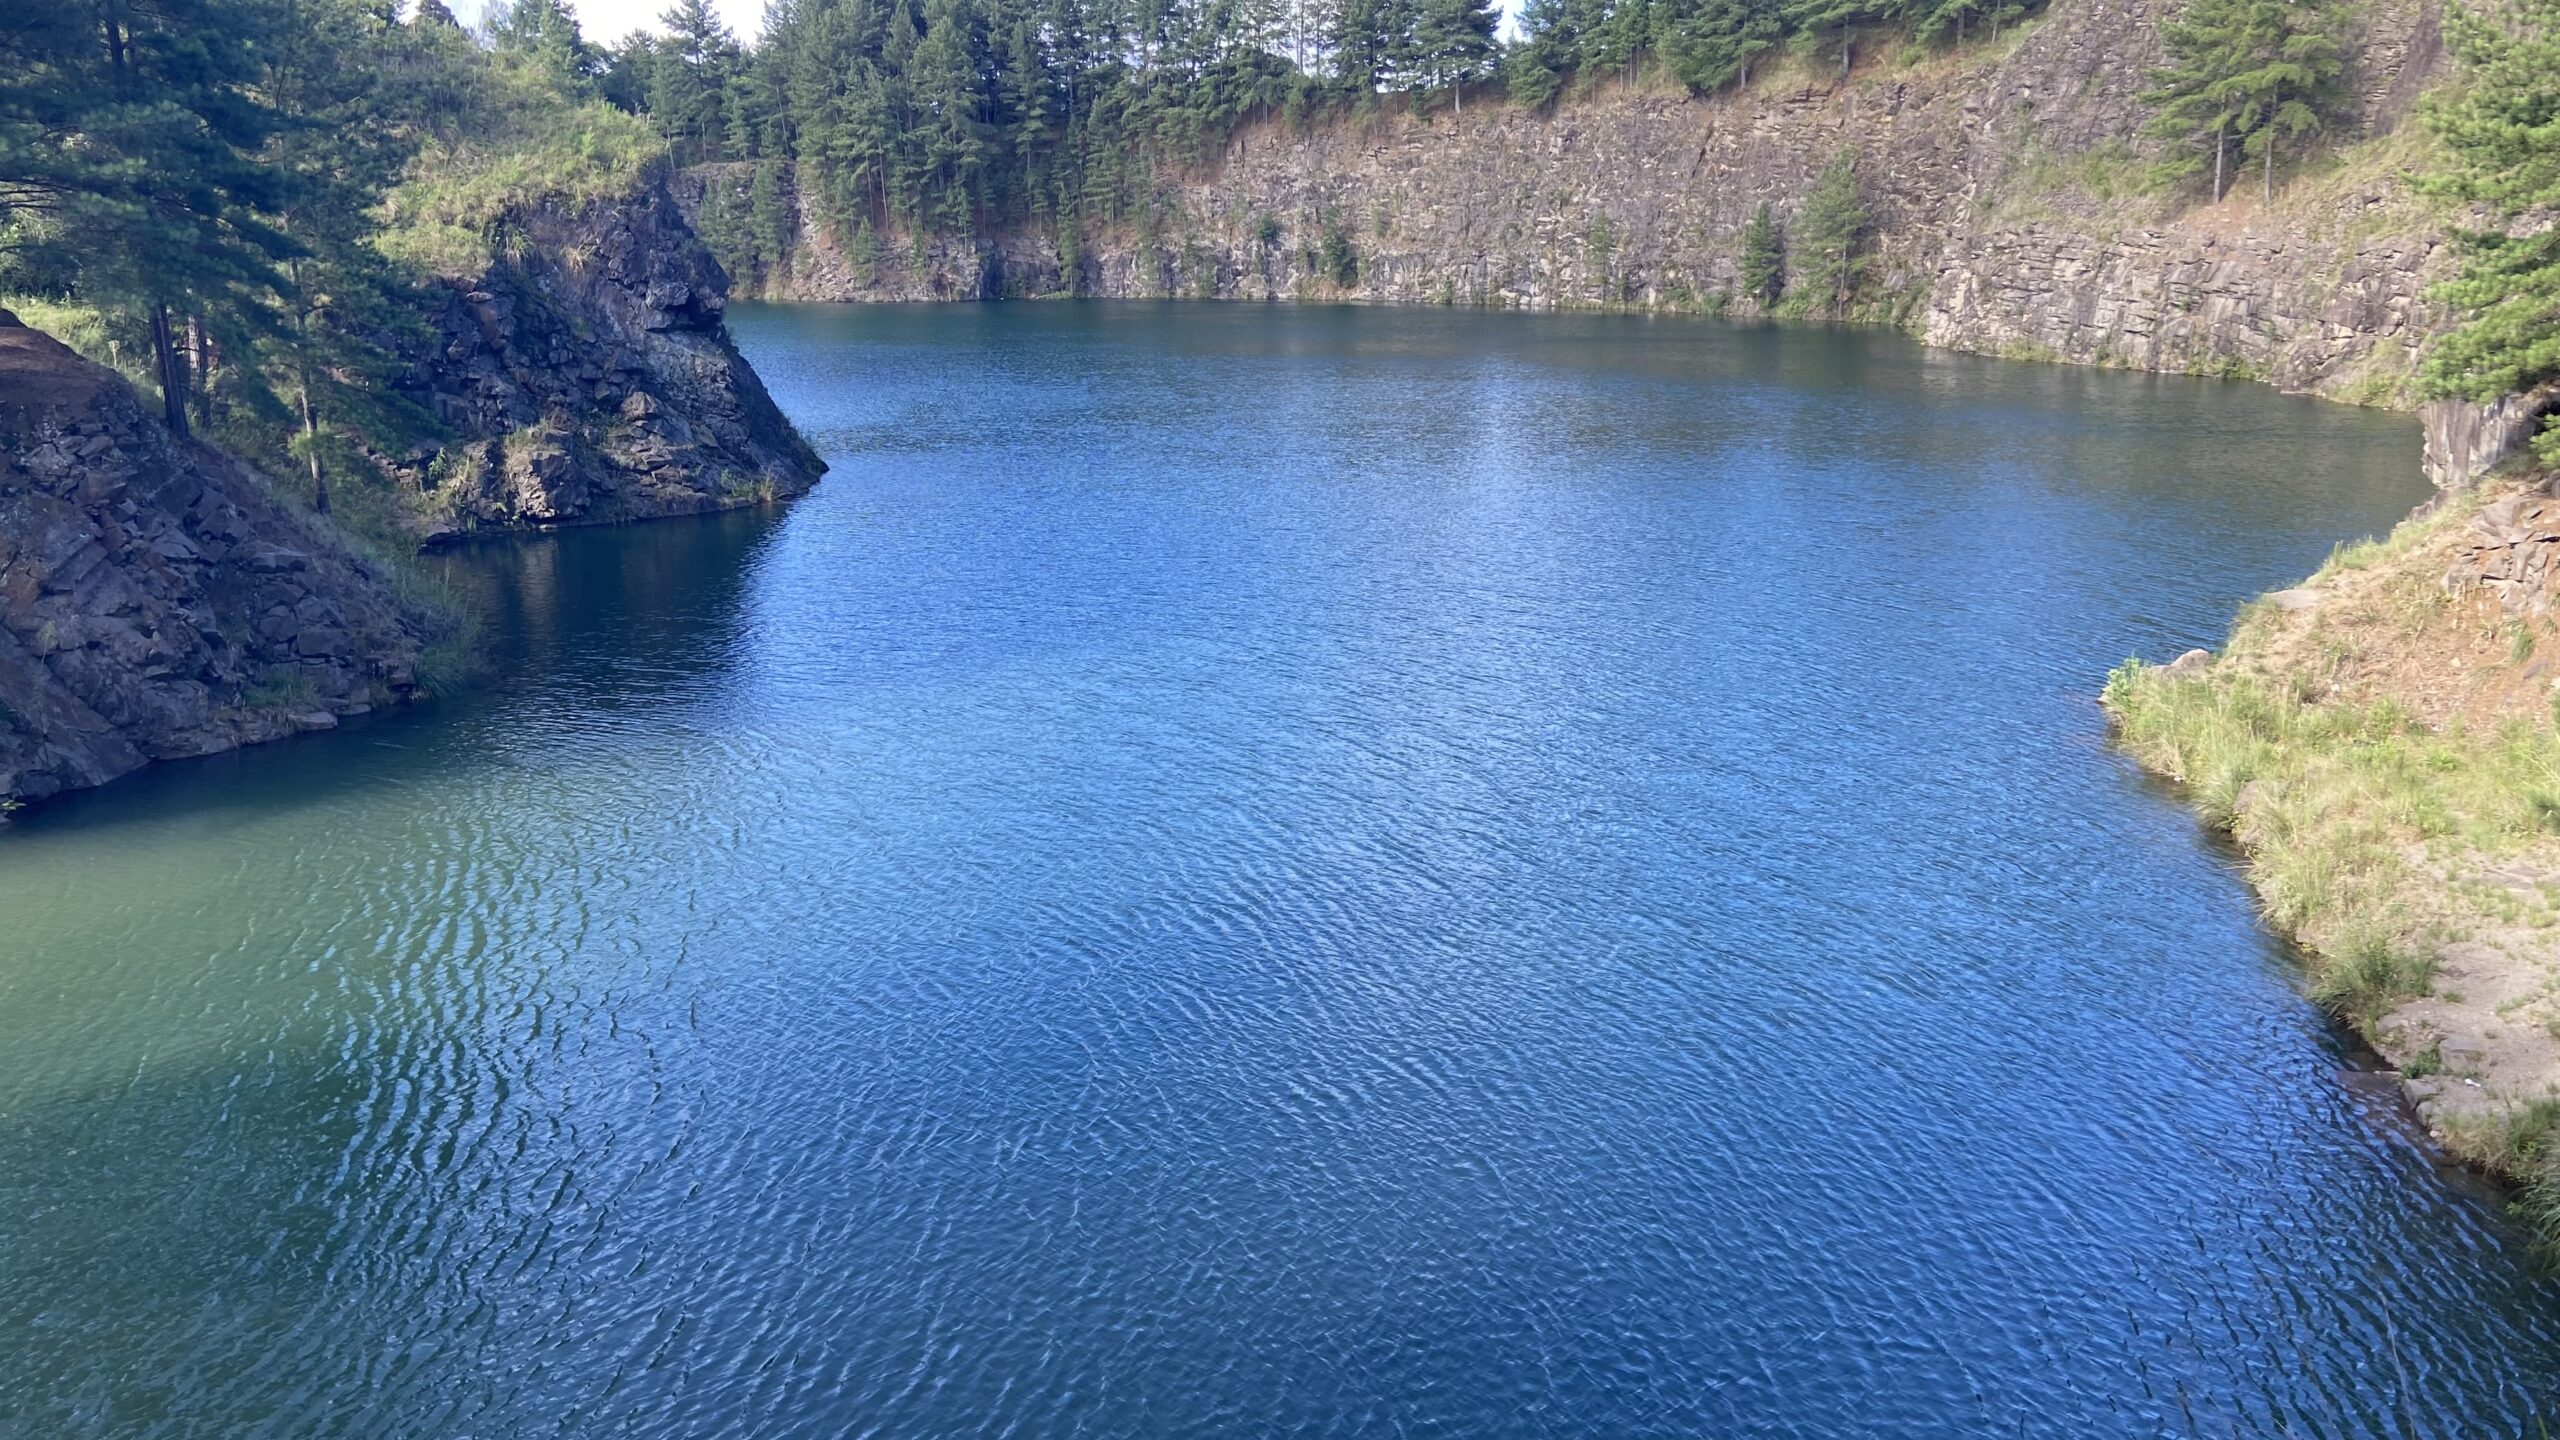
2418,0,2560,465
650,0,741,164
1786,153,1867,318
1737,200,1784,309
2140,0,2345,204
749,159,791,284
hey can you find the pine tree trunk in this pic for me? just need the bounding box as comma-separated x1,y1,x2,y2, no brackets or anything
188,316,215,432
2213,125,2224,201
289,259,327,514
148,303,189,441
2263,137,2273,206
300,383,327,514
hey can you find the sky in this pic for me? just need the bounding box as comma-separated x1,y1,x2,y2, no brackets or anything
445,0,1524,56
448,0,769,45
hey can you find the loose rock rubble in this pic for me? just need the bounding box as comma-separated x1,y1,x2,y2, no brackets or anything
2448,481,2560,617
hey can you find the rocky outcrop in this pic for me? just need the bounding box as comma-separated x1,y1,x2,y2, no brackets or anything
692,0,2448,408
2445,479,2560,615
0,311,444,809
400,171,824,543
2422,384,2560,488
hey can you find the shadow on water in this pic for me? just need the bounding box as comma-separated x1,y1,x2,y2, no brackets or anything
0,1026,689,1436
4,507,787,844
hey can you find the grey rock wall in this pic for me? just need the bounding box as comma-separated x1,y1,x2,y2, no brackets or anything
2423,384,2560,489
0,312,443,809
695,0,2450,409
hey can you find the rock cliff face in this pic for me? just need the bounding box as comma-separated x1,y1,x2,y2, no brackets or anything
0,312,443,809
2422,384,2560,488
401,171,824,542
694,0,2449,409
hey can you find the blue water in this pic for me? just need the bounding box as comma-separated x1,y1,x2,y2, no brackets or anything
3,302,2556,1437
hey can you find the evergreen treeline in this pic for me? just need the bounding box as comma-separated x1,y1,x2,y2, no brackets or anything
609,0,1506,241
1503,0,2044,110
619,0,2043,245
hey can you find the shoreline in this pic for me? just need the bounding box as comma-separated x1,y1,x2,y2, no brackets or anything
2105,468,2560,1245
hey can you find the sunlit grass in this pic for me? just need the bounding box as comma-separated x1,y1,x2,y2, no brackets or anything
2104,477,2560,1248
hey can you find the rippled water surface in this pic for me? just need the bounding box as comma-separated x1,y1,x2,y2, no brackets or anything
7,302,2559,1436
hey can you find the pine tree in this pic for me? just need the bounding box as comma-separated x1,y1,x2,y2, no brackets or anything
488,0,600,93
599,32,659,112
2140,0,2343,202
1780,0,1895,78
652,0,741,162
1590,0,1654,80
1502,0,1584,108
1411,0,1496,107
1332,0,1420,90
1787,151,1867,316
909,0,992,228
2417,0,2560,463
1656,0,1783,91
749,156,792,279
1,0,305,438
264,0,436,512
1913,0,2026,45
1737,199,1783,307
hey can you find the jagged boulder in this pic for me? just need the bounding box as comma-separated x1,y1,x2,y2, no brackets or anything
2422,384,2560,490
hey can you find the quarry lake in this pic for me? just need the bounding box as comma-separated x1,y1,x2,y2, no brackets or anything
7,301,2560,1436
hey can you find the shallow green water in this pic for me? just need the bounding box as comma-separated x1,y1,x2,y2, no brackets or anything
4,302,2555,1436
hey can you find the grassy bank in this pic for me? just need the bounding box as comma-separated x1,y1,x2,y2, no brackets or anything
2105,469,2560,1233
